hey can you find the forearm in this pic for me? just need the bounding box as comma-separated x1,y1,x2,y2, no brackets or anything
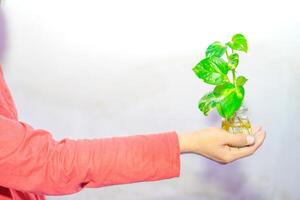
76,131,181,189
0,115,180,195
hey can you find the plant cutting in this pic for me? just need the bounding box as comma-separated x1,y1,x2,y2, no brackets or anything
192,34,252,134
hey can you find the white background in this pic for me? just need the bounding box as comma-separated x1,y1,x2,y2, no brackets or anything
1,0,300,199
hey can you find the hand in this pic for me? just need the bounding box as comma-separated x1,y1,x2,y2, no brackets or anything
177,127,266,164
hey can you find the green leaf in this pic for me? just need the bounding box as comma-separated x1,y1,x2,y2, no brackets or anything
236,76,248,86
228,53,239,69
198,92,217,116
213,83,245,119
193,57,230,85
227,34,248,53
205,41,227,58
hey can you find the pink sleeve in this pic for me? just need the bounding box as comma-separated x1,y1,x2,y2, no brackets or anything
0,114,181,196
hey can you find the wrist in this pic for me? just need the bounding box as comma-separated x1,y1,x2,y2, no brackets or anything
177,132,195,153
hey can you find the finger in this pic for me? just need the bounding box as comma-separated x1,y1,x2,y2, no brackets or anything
226,126,262,151
225,133,256,147
229,130,266,161
252,126,262,134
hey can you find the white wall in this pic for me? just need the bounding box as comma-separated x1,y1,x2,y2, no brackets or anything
1,0,300,199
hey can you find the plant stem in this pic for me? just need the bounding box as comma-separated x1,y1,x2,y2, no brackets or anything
225,50,229,59
225,50,237,85
232,69,237,86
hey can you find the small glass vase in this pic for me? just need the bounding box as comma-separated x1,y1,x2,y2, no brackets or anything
221,105,253,135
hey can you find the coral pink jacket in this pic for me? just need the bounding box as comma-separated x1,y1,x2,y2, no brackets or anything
0,64,181,200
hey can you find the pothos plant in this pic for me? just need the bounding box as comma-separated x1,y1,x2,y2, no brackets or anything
192,34,248,120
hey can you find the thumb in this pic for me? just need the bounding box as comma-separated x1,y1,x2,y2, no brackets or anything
225,133,255,147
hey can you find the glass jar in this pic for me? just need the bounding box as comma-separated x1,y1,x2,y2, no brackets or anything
221,105,253,135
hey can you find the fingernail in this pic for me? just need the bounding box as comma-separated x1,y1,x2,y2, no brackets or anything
247,135,255,145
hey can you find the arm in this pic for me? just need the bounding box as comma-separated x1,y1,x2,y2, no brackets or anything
0,115,180,195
